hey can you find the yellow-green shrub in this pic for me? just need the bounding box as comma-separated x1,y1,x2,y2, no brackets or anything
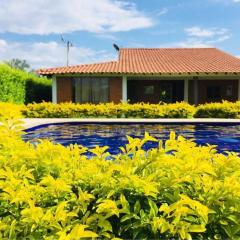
21,101,240,119
1,104,240,239
195,101,240,118
23,102,195,118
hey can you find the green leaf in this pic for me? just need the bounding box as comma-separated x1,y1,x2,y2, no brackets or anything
189,224,206,233
99,218,112,232
119,194,130,212
9,219,16,240
120,214,134,223
227,215,239,224
134,201,141,214
220,220,228,225
148,199,158,217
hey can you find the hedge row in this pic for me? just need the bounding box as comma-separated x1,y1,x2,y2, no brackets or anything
22,102,195,118
1,103,240,239
21,101,240,118
194,101,240,118
0,64,51,104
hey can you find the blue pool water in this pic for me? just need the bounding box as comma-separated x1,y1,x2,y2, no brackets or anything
23,123,240,154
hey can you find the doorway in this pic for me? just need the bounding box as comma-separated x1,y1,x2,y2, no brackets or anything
127,80,184,103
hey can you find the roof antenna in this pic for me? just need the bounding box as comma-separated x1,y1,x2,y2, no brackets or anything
113,43,120,52
61,35,73,66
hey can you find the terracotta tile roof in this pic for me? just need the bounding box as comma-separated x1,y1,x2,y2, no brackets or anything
37,48,240,75
38,61,118,75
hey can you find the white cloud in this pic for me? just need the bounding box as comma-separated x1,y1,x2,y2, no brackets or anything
158,26,231,49
94,33,118,40
0,0,153,35
180,26,231,48
211,0,240,4
207,35,231,44
158,39,212,48
0,39,8,48
0,39,116,69
160,40,228,48
185,27,214,37
185,26,228,38
156,8,168,16
175,35,231,48
177,40,212,48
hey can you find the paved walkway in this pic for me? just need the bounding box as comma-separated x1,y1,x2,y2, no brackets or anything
22,118,240,129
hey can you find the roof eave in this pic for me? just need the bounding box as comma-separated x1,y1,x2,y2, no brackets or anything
39,71,240,78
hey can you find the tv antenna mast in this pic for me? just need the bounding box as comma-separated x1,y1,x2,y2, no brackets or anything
61,35,73,66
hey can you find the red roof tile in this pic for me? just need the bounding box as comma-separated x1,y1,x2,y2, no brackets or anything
37,48,240,75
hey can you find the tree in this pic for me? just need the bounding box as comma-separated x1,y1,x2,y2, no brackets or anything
5,58,30,71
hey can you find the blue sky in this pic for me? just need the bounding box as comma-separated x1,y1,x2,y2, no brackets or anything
0,0,239,69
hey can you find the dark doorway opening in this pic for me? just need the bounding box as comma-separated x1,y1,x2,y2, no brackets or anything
127,80,184,103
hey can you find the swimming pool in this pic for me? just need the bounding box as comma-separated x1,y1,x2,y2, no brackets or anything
23,123,240,154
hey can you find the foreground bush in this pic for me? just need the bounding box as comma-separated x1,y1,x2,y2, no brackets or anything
23,102,195,118
1,105,240,239
0,64,51,104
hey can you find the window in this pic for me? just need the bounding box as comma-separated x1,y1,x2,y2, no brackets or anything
207,86,221,101
74,78,109,103
144,85,154,95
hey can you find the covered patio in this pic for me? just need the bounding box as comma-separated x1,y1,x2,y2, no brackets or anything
52,74,240,105
123,75,240,104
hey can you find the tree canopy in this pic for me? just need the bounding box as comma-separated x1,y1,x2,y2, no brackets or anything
4,58,30,71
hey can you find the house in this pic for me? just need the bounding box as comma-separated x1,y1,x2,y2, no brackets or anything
38,48,240,104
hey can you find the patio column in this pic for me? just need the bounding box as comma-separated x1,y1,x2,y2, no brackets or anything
184,79,189,102
238,79,240,100
122,76,127,102
52,76,57,103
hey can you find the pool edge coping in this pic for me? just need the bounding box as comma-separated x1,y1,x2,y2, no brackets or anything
22,118,240,130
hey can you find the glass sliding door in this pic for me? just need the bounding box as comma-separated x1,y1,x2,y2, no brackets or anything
75,79,91,103
127,80,184,103
91,78,109,103
75,78,109,103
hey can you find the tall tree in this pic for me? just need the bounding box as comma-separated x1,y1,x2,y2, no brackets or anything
5,58,30,71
